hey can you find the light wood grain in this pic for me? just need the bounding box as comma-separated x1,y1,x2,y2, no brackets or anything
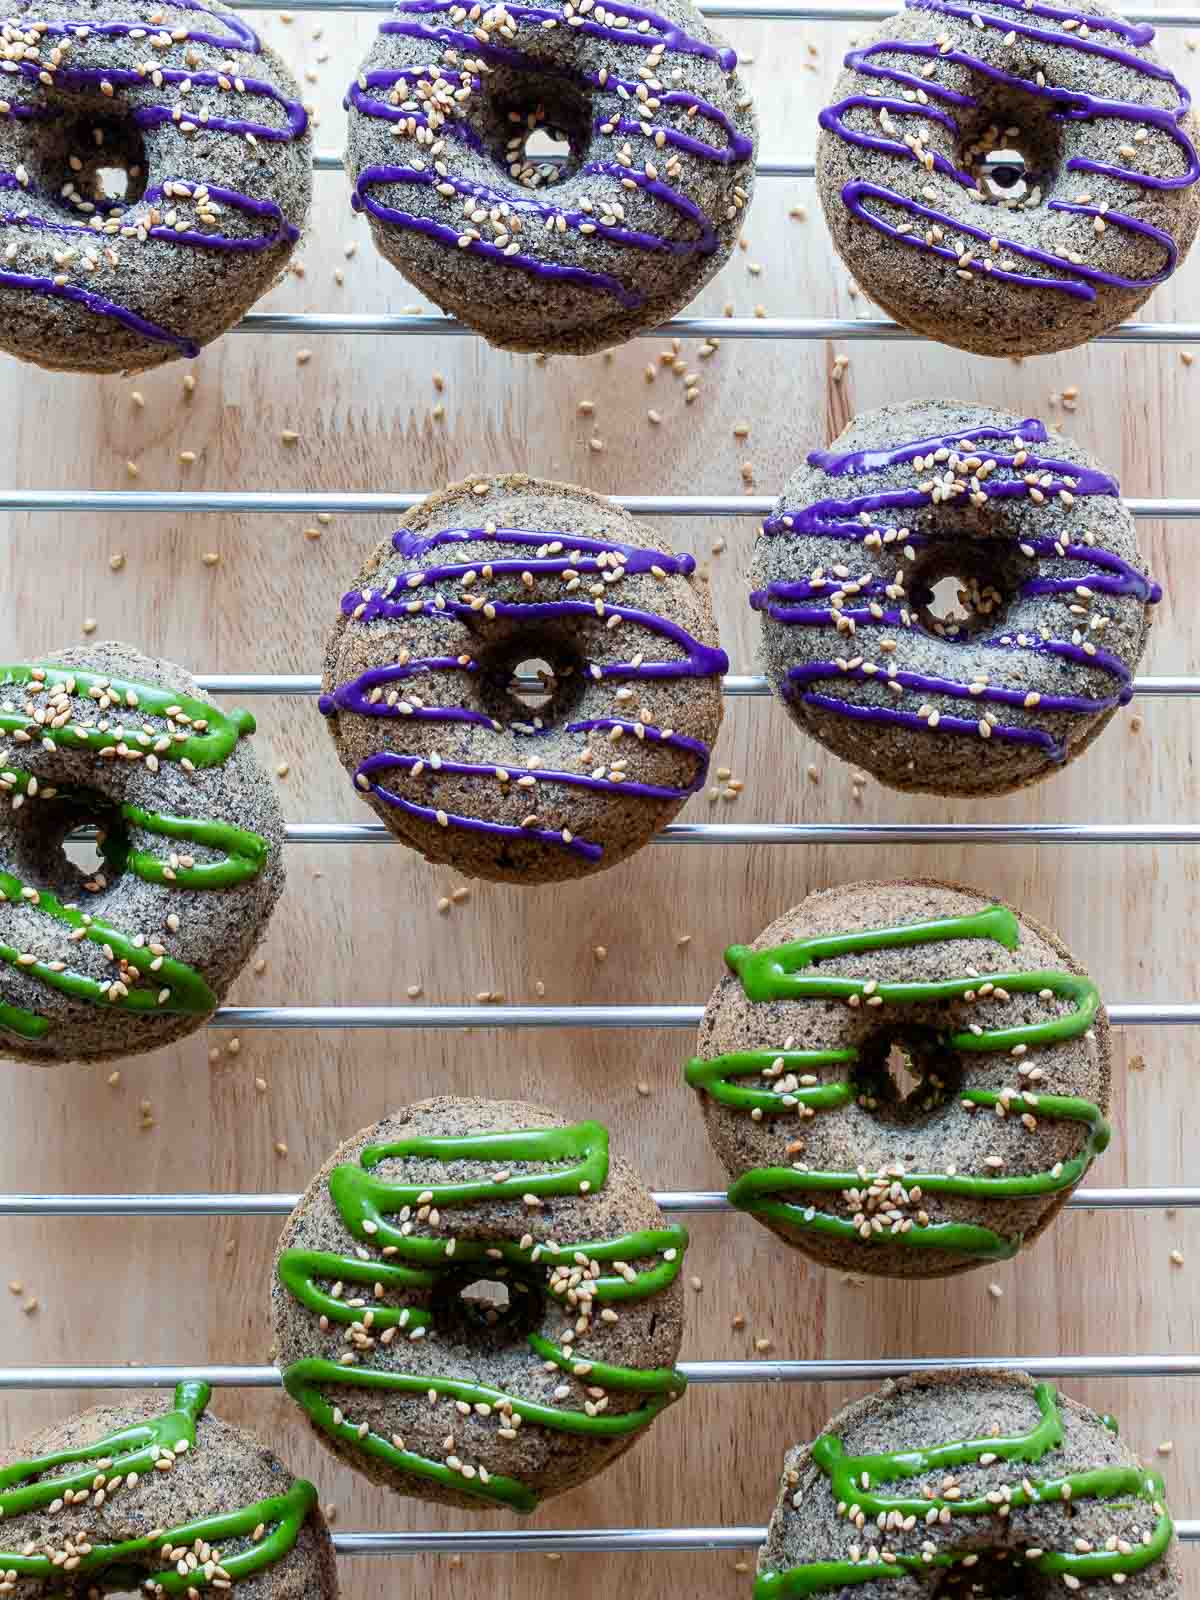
1,5,1198,1596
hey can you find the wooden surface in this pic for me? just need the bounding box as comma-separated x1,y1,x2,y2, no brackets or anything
1,6,1198,1596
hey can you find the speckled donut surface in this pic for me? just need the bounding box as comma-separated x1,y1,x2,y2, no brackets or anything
815,0,1200,356
0,0,311,374
751,400,1158,796
756,1369,1178,1600
271,1095,688,1512
687,879,1111,1279
0,1381,339,1597
344,0,757,352
0,642,286,1064
321,473,727,884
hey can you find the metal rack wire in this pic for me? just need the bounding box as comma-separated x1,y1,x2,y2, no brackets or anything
5,0,1199,1576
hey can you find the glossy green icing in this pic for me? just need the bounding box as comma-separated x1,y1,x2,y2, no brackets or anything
689,908,1108,1259
119,805,270,889
0,1381,319,1593
0,665,256,769
283,1357,682,1513
0,868,217,1028
684,1054,856,1115
724,905,1099,1054
725,1089,1107,1262
0,667,266,1041
278,1121,687,1512
755,1385,1174,1598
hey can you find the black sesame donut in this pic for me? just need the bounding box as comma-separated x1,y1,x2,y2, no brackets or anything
751,400,1159,796
344,0,757,352
321,473,727,884
0,1380,339,1597
816,0,1200,356
271,1095,688,1512
686,879,1111,1280
757,1369,1178,1600
0,0,311,374
0,642,285,1064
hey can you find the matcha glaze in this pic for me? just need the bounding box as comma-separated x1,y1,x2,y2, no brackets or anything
688,879,1111,1278
272,1097,688,1510
757,1370,1178,1599
0,1383,338,1596
0,644,286,1063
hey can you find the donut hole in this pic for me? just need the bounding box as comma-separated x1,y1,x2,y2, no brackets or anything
476,626,588,728
22,110,148,222
431,1265,546,1350
927,1551,1031,1596
908,542,1034,642
852,1026,964,1127
8,789,131,902
521,124,573,176
485,74,594,190
958,98,1063,209
509,655,558,713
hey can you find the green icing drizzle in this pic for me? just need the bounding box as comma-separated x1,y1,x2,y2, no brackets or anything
0,665,268,1041
755,1385,1173,1599
278,1121,688,1512
723,904,1100,1054
117,806,270,890
687,908,1108,1260
0,665,256,769
0,1381,319,1593
0,872,217,1030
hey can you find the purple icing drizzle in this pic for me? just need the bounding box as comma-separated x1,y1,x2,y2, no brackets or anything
822,0,1199,300
322,525,727,859
346,0,750,308
0,3,307,352
752,418,1160,761
379,0,738,69
16,0,263,56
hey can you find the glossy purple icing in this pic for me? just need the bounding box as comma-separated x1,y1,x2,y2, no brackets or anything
346,0,750,308
17,0,263,56
393,522,698,573
379,0,738,70
0,3,307,351
822,0,1199,300
323,524,727,859
752,419,1160,760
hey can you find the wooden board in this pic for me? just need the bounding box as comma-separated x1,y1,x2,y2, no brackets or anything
1,4,1198,1594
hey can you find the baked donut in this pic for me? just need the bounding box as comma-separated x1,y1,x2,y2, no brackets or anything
0,1380,339,1597
751,400,1159,796
343,0,757,352
757,1368,1177,1600
321,473,727,883
271,1096,688,1511
686,879,1111,1279
0,642,286,1064
0,0,311,374
816,0,1200,356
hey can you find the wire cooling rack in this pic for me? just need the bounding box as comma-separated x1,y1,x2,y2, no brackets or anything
5,0,1200,1579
